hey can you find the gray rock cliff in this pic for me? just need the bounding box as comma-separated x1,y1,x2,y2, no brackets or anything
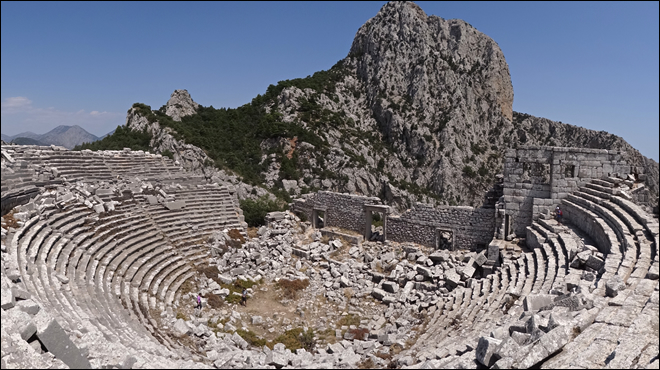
165,89,199,122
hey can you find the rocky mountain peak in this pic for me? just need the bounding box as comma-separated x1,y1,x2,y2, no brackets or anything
165,89,199,121
348,1,513,121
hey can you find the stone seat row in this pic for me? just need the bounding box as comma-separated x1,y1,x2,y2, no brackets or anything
560,179,657,294
9,197,214,357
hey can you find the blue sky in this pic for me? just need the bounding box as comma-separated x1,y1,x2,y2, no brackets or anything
2,1,658,160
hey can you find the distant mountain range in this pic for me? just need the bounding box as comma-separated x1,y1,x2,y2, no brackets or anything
1,125,108,149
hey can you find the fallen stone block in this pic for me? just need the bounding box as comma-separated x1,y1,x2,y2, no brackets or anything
59,193,74,203
475,336,502,367
523,294,554,311
585,255,605,272
605,275,626,297
173,318,191,336
371,288,387,301
518,324,572,368
378,333,396,346
444,269,461,288
474,251,488,266
15,300,40,315
121,355,137,369
230,267,245,276
20,321,37,341
416,265,433,278
93,204,105,214
266,351,289,368
511,331,531,346
461,264,476,280
382,281,399,294
1,285,14,310
218,274,233,285
539,293,593,312
429,250,449,263
383,296,397,305
11,287,31,301
146,195,158,205
251,315,263,325
36,319,91,369
164,200,185,210
339,276,352,288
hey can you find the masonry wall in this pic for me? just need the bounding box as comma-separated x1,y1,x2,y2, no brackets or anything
291,191,382,234
293,192,496,251
503,146,631,237
387,204,495,250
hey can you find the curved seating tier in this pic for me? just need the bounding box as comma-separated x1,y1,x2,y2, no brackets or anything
8,192,227,356
560,178,658,296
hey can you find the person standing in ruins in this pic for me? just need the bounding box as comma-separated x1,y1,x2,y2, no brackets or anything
555,206,563,225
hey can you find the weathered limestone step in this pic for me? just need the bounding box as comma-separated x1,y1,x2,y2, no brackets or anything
531,248,546,294
561,199,619,256
567,193,631,253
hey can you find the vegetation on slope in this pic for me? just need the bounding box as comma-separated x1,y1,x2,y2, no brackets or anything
74,125,153,152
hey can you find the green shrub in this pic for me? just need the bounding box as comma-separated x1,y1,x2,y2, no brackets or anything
161,149,174,160
239,195,286,227
74,125,153,152
462,165,476,178
269,328,316,352
237,329,267,347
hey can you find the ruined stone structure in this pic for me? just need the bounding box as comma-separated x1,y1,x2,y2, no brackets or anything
387,204,495,251
292,191,384,240
293,191,495,251
501,146,637,238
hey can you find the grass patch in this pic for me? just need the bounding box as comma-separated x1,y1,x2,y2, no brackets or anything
204,293,224,309
237,329,267,347
276,278,310,299
337,314,361,328
227,228,246,248
1,209,21,229
179,279,196,299
176,310,190,321
269,328,316,352
247,227,259,239
357,358,375,369
349,327,369,340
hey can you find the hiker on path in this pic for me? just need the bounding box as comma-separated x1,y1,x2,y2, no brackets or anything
195,293,202,310
241,288,247,306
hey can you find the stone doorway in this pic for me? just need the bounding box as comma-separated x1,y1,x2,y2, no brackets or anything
363,204,390,242
311,208,326,229
436,228,454,250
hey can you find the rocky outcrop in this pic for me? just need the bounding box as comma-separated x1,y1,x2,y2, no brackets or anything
267,1,657,210
119,2,658,213
125,106,277,202
164,89,199,122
